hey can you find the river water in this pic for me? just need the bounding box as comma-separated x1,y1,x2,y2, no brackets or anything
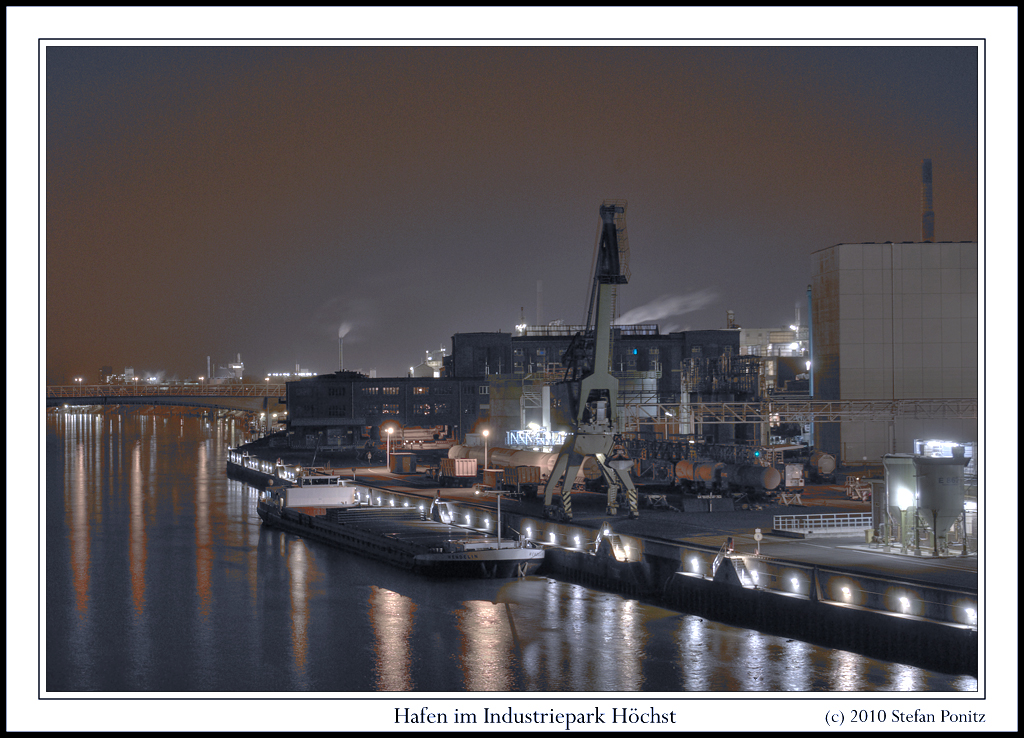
43,411,977,698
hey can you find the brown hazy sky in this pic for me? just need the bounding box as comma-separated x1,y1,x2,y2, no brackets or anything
42,41,981,383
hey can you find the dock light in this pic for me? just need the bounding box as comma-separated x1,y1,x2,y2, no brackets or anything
965,607,977,625
574,535,581,546
403,501,409,507
390,500,395,507
691,557,700,572
525,526,532,538
899,597,911,613
550,532,557,543
751,571,759,584
465,514,471,525
791,577,800,590
842,587,851,600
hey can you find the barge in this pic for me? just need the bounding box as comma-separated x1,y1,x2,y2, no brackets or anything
256,468,545,578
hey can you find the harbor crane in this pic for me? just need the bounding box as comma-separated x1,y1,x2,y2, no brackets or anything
542,202,639,521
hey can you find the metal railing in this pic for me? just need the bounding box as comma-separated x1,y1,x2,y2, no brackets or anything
773,512,873,533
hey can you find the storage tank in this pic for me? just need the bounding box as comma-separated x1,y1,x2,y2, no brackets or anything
883,455,918,515
913,452,969,555
809,450,836,476
721,464,781,491
674,459,723,483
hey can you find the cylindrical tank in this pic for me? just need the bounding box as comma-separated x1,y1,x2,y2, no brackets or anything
882,454,917,517
913,455,968,536
674,459,723,483
721,464,781,491
809,450,836,475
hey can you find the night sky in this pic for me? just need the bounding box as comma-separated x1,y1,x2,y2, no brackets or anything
42,42,980,385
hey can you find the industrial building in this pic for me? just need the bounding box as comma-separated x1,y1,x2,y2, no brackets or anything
282,326,757,451
810,241,979,462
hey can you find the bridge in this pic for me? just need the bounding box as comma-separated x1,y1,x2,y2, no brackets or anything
46,383,287,415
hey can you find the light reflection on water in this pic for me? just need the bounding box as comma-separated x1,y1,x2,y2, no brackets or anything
45,413,978,693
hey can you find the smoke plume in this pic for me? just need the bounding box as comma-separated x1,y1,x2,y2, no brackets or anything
615,289,717,325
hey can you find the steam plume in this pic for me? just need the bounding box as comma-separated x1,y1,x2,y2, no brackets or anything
615,289,717,325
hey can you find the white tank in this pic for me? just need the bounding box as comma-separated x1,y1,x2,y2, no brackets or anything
809,450,836,475
913,454,969,546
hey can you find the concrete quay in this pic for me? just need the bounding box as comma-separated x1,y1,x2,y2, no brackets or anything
233,452,978,677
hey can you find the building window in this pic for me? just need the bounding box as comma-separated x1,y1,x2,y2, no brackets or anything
383,386,399,395
362,386,379,396
479,386,489,395
413,386,429,395
414,402,431,415
382,404,400,415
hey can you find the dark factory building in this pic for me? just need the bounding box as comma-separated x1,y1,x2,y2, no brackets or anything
283,326,750,451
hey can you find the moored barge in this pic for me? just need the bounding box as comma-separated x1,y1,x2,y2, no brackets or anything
256,469,544,578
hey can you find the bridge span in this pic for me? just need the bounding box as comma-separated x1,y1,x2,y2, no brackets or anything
46,383,287,415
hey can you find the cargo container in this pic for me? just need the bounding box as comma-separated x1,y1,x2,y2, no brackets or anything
438,457,478,486
389,452,418,474
283,482,362,509
502,465,542,497
480,468,505,489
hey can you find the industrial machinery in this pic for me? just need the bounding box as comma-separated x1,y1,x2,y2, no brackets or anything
542,203,639,521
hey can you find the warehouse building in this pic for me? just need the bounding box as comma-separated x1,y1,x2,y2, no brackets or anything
810,241,979,463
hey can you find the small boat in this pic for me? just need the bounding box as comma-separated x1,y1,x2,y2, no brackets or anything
256,469,545,578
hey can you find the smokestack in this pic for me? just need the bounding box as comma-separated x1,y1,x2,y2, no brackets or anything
921,158,934,242
536,280,543,325
339,335,344,372
207,356,211,379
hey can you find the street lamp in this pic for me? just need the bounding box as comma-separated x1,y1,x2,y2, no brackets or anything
474,487,506,546
386,427,394,470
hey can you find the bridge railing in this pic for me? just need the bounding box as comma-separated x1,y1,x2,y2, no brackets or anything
47,383,287,398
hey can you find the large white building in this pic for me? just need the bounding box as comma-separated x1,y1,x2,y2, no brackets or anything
810,241,979,463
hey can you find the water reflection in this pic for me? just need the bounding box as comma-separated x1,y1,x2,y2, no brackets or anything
288,542,311,679
45,412,978,693
368,586,414,691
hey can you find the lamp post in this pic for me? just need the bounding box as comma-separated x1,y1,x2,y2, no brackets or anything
475,488,505,547
386,427,393,470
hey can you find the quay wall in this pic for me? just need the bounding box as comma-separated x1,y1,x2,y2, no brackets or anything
230,460,977,676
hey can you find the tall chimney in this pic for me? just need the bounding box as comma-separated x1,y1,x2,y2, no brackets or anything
339,335,344,372
921,158,935,242
536,280,543,326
